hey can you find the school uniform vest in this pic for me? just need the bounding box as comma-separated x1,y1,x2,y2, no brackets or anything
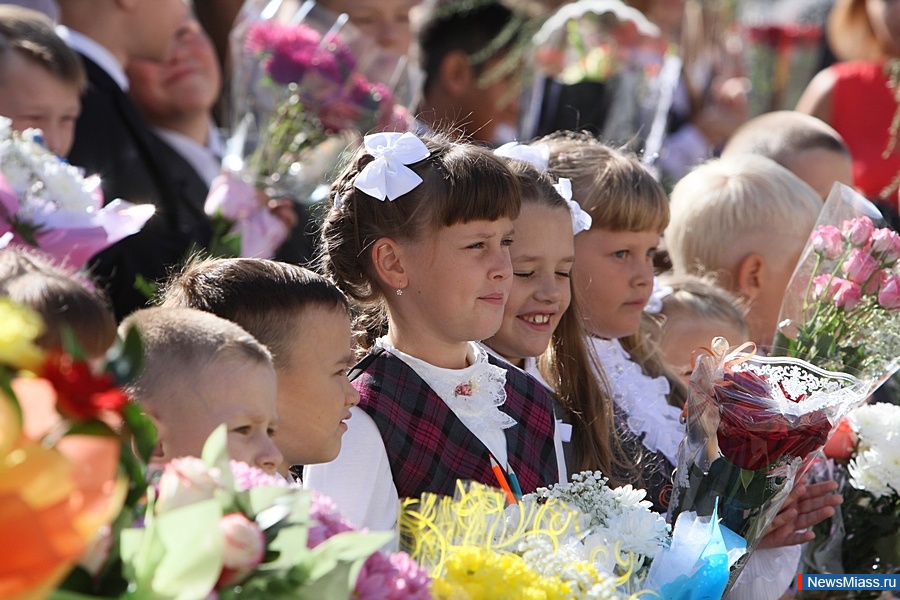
352,349,559,499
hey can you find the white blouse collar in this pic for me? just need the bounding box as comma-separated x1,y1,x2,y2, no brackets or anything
376,339,516,434
588,337,683,464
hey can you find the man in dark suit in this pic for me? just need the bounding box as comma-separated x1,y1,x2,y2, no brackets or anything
57,0,212,320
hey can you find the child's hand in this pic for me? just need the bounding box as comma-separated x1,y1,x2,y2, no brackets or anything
756,477,842,549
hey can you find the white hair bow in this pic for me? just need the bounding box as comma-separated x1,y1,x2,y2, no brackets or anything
354,132,431,201
553,178,592,235
644,277,673,314
493,142,550,171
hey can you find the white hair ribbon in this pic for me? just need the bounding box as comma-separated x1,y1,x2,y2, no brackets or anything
644,277,674,314
493,142,550,171
353,132,431,201
333,192,343,210
553,178,592,235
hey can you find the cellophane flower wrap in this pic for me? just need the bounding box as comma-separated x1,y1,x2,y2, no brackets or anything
523,1,668,148
668,338,867,591
117,425,426,600
400,480,662,599
773,183,900,396
223,0,417,203
0,118,155,269
802,403,900,579
0,299,152,600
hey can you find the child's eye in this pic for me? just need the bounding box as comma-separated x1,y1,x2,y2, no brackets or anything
232,425,252,435
514,271,534,279
556,271,571,279
613,250,629,259
646,248,658,259
501,237,514,247
467,242,486,250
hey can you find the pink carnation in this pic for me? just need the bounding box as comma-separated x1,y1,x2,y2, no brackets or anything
810,225,844,259
308,491,355,547
354,549,432,600
230,460,289,491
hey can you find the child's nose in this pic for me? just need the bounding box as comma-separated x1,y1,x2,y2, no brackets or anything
344,379,360,407
489,249,513,280
535,276,563,303
257,437,283,475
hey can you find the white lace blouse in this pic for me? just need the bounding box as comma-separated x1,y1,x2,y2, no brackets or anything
587,337,684,465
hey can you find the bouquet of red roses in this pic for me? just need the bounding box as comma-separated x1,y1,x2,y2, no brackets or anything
668,338,867,590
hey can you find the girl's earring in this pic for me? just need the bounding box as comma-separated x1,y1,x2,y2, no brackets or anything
396,288,403,296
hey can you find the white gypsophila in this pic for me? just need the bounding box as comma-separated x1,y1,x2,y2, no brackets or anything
849,447,900,499
0,116,10,138
518,536,624,600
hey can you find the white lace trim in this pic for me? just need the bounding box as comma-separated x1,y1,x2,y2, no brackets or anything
375,340,516,436
588,337,683,464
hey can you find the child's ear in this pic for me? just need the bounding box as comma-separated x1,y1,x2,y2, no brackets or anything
735,253,766,302
438,50,474,98
371,237,408,291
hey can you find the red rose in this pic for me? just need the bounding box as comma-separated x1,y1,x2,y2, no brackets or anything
40,351,129,421
715,371,832,470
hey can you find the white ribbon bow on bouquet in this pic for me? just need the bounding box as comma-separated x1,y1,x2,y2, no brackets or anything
493,142,550,171
553,178,592,235
353,132,431,201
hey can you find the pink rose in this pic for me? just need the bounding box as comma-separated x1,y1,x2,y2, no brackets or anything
842,248,880,285
454,383,473,396
878,274,900,310
864,269,888,295
870,228,900,264
811,225,844,259
218,513,265,586
842,217,875,246
833,279,863,310
155,457,222,514
812,274,832,299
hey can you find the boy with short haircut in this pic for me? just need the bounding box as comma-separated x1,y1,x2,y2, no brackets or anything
665,154,822,346
159,257,358,474
121,306,282,474
0,5,84,156
722,110,854,200
414,1,524,144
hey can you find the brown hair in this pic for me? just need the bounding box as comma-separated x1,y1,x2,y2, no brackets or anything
496,159,636,483
321,132,521,348
121,306,272,409
0,247,115,357
542,131,687,409
159,257,348,370
0,5,86,90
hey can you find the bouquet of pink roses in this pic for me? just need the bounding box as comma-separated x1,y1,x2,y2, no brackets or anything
223,0,416,203
774,183,900,395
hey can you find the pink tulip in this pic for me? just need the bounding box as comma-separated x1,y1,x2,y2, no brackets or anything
842,248,880,285
870,228,900,264
842,217,875,246
878,275,900,310
811,225,844,259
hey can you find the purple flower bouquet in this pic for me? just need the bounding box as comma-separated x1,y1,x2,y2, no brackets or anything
223,0,417,202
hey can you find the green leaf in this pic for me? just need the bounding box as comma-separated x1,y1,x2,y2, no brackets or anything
122,401,158,464
122,498,224,600
133,274,158,302
107,325,144,386
305,530,392,582
59,325,87,362
739,467,755,492
66,419,117,437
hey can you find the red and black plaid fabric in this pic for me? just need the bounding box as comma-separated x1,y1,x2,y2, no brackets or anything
353,349,559,500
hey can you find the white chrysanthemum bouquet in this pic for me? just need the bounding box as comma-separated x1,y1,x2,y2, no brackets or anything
804,402,900,577
0,117,154,267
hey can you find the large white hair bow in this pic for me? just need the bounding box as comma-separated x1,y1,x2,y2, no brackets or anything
353,132,431,201
493,142,550,171
553,178,592,235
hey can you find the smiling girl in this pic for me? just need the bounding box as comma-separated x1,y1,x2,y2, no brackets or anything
305,132,559,530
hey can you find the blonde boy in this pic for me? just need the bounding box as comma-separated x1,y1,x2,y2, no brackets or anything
0,6,85,156
665,154,822,345
160,258,358,475
122,307,283,474
722,110,854,201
